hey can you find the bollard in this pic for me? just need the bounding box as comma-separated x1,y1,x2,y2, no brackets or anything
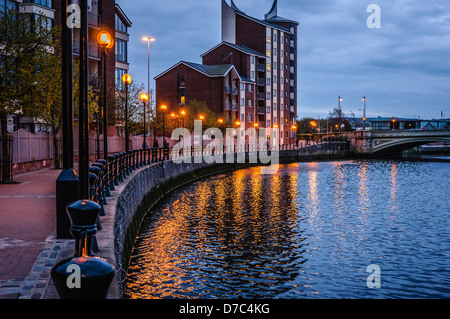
92,162,107,205
51,200,115,299
107,155,116,191
95,160,110,198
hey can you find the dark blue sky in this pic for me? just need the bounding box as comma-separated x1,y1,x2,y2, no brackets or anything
116,0,450,120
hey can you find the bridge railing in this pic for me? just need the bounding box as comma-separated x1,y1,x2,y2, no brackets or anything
372,130,450,137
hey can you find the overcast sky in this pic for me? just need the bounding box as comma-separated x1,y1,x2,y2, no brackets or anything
116,0,450,120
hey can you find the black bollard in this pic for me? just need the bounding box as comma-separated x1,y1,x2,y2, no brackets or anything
56,169,79,239
51,200,115,299
107,156,116,191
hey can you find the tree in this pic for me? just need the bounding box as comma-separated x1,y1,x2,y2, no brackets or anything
328,107,352,132
115,80,148,137
0,7,61,182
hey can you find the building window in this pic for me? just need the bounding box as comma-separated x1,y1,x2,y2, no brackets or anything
266,92,270,100
248,84,253,92
115,68,127,89
266,49,271,57
273,75,277,84
249,114,253,122
248,99,252,107
116,14,127,33
240,83,245,91
273,61,277,69
273,103,277,111
266,36,271,43
23,0,52,9
273,34,277,42
240,98,245,106
251,71,255,79
273,89,276,97
290,26,295,34
266,63,271,71
267,119,271,127
266,106,271,114
273,48,277,56
116,39,128,63
241,114,245,121
250,56,255,64
180,96,185,105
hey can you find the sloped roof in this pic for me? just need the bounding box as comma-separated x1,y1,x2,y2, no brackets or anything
154,61,238,80
182,61,234,76
201,41,265,58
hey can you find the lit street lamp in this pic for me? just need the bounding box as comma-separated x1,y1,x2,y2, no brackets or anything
97,30,114,159
140,93,149,150
362,96,367,130
122,74,132,152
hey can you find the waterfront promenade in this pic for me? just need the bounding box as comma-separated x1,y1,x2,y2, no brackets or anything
0,168,72,299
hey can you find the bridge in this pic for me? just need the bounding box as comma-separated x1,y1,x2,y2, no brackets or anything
347,130,450,156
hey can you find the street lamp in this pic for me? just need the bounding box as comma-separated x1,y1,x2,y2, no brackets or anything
140,93,149,150
362,96,367,130
338,95,343,134
180,110,186,128
97,30,114,159
142,36,156,113
122,74,132,152
161,105,167,147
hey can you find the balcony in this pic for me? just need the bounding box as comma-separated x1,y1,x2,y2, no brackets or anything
257,63,265,72
232,103,238,111
257,93,265,101
224,101,231,111
225,85,231,94
88,13,101,28
257,78,265,86
73,40,101,59
232,87,238,95
257,107,265,115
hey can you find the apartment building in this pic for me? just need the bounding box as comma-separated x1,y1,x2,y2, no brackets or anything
2,0,132,133
155,0,298,145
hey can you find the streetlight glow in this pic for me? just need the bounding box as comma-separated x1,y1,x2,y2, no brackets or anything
97,31,114,50
140,93,149,103
122,74,132,85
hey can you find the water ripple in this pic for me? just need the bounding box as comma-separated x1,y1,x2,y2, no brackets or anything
125,160,450,299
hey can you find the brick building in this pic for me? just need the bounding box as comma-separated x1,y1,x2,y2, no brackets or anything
2,0,131,133
155,0,298,145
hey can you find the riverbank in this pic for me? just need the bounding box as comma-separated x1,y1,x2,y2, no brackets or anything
2,141,448,299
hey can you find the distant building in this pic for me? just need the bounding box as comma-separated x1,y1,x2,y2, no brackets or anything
155,0,299,145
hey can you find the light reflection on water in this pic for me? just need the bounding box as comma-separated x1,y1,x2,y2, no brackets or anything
125,160,450,299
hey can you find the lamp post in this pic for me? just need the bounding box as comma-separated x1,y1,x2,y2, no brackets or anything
362,96,367,130
140,93,149,149
97,31,114,159
142,37,156,113
122,74,132,152
161,104,167,147
338,95,343,134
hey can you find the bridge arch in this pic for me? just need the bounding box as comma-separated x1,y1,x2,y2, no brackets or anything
371,131,450,156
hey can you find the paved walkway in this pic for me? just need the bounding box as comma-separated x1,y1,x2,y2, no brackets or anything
0,168,71,299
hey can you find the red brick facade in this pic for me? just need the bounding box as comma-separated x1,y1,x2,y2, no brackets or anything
156,0,298,145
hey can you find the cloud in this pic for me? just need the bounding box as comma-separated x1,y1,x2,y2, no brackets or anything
116,0,450,119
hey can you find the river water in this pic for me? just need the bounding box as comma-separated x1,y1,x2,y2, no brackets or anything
125,159,450,299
